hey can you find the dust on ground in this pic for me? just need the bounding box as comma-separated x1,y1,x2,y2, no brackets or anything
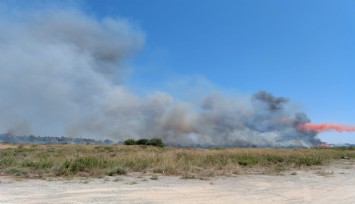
0,160,354,204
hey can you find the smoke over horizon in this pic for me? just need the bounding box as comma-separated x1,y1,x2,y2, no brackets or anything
0,8,321,147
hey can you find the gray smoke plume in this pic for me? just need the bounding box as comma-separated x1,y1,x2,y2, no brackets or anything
0,8,320,147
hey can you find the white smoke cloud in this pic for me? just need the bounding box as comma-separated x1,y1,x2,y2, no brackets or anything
0,9,143,135
0,7,320,147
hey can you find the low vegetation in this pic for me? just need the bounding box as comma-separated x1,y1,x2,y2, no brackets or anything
124,138,164,147
0,143,354,179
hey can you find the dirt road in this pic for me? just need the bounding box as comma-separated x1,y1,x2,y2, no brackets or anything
1,161,354,204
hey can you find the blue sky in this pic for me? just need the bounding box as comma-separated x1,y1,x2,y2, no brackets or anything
2,0,355,144
85,0,355,143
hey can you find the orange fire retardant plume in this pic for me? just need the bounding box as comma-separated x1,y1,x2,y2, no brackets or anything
299,123,355,132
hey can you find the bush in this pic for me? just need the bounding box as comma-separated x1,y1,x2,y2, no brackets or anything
147,138,164,147
136,139,149,145
124,139,136,145
124,138,165,147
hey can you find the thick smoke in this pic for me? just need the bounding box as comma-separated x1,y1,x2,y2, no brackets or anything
0,9,143,136
0,8,320,147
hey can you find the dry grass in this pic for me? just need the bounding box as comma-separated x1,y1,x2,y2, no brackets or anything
0,143,354,179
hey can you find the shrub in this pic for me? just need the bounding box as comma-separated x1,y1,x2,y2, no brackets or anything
124,139,136,145
124,138,164,147
147,138,164,147
136,139,149,145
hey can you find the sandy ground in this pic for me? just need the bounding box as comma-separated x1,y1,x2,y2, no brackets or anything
0,160,354,204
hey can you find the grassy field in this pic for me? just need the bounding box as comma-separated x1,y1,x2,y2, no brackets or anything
0,143,354,179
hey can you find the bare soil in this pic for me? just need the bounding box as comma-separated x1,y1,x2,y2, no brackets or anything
1,160,354,204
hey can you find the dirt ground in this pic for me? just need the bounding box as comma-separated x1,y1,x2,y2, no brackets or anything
0,160,354,204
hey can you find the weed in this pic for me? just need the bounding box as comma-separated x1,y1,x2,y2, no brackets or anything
150,175,159,180
181,174,195,179
0,157,16,166
341,155,350,160
104,146,114,152
21,159,53,169
6,168,29,177
114,177,123,182
294,156,323,167
153,168,164,173
315,170,334,176
108,166,127,176
236,155,259,166
55,156,109,176
265,155,284,164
